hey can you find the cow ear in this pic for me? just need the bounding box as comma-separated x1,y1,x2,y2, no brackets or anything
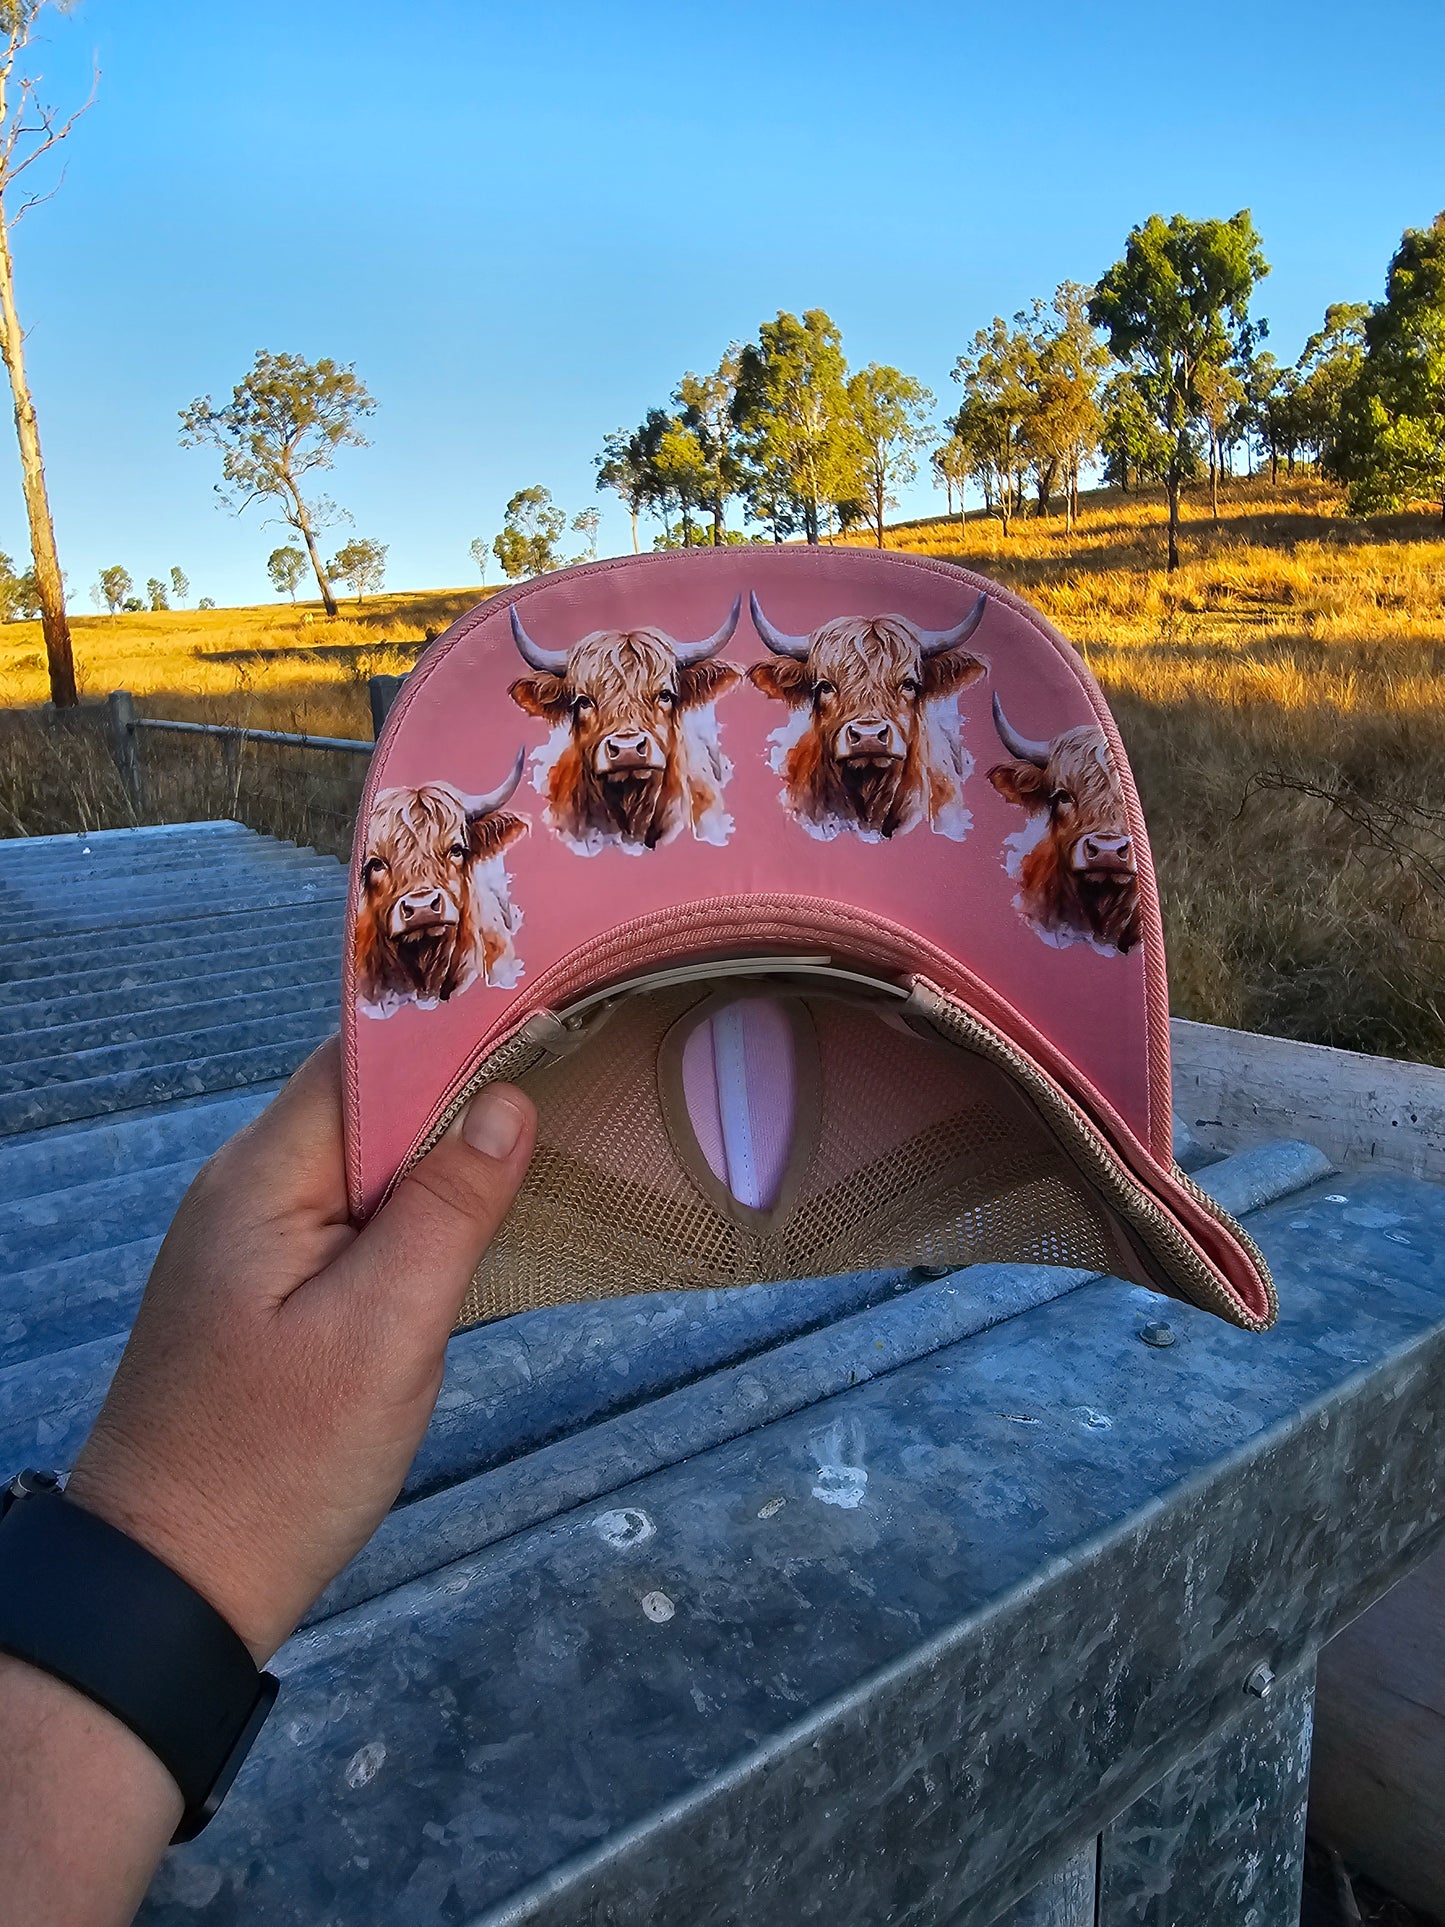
748,660,812,706
509,674,570,721
469,811,529,861
922,651,987,700
677,661,742,709
988,761,1046,806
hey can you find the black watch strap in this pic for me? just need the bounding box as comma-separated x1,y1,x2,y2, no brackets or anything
0,1478,278,1842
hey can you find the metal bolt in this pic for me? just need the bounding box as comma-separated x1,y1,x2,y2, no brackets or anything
1244,1663,1275,1700
915,1264,954,1280
1140,1322,1177,1348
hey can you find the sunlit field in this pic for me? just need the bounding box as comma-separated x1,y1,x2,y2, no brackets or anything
4,473,1445,1062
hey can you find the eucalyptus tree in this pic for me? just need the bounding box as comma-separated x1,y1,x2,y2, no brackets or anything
181,350,376,616
329,537,387,603
1334,217,1445,518
267,546,308,600
847,364,934,547
676,347,743,544
1090,211,1269,568
732,309,857,545
0,0,95,702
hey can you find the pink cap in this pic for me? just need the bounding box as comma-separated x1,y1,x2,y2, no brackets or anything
342,548,1274,1333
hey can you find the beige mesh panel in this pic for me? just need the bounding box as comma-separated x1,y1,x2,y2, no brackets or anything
457,985,1130,1327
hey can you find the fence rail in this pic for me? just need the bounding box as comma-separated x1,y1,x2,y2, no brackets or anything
133,717,374,753
46,677,409,814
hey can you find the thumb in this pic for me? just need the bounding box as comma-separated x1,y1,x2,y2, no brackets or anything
331,1084,537,1342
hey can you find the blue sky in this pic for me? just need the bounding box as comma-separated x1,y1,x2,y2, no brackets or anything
4,0,1443,609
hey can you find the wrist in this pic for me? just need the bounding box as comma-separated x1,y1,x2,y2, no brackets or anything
0,1653,182,1924
65,1443,288,1665
0,1475,280,1843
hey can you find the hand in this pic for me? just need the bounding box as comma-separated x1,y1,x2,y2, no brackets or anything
65,1038,536,1662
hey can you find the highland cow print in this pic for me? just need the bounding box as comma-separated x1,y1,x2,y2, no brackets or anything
988,694,1141,955
746,591,989,843
507,599,743,855
354,755,528,1018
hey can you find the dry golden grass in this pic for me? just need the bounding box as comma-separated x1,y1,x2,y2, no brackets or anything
0,586,486,855
3,475,1445,1061
878,474,1445,1061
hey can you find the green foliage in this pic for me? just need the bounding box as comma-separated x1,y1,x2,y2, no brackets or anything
169,565,189,605
732,309,857,544
570,507,600,564
266,545,308,600
1090,211,1269,565
95,564,131,615
595,425,654,550
949,314,1036,531
847,363,934,546
1294,303,1369,470
0,552,39,620
675,348,743,542
493,486,565,581
1334,214,1445,517
145,576,169,611
121,596,145,613
198,596,216,609
328,537,387,602
652,417,712,539
468,535,491,581
652,524,718,551
1022,283,1110,523
1100,370,1171,491
1238,352,1302,478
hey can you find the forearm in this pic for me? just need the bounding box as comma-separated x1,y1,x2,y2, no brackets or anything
0,1655,181,1927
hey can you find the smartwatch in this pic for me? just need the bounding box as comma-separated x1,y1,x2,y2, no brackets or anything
0,1470,279,1841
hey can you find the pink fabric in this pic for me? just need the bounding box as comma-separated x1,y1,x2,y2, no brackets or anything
343,548,1169,1219
680,997,797,1210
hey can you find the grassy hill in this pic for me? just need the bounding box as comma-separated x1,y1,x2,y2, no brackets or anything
3,473,1444,1061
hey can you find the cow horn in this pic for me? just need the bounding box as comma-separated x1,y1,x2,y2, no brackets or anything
991,693,1050,768
463,746,527,819
509,603,569,674
916,591,989,658
748,590,811,661
670,594,742,666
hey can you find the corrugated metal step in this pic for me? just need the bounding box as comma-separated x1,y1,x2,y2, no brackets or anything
0,1085,278,1200
0,952,339,1033
0,1007,336,1096
0,1033,330,1134
5,982,337,1064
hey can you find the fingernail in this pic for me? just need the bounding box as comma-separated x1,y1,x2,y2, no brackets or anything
461,1089,525,1160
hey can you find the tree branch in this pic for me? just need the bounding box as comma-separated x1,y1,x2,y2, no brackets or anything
1,57,96,193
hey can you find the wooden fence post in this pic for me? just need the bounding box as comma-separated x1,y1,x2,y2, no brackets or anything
369,674,406,740
220,729,241,801
105,690,144,813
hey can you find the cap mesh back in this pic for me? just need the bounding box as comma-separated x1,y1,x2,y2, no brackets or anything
458,984,1127,1327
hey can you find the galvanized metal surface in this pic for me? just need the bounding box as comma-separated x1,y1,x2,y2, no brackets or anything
0,825,339,1134
1,824,1442,1926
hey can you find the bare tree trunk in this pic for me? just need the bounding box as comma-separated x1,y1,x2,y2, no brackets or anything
630,506,639,554
289,492,338,617
1210,444,1219,523
875,467,884,548
944,474,953,518
0,211,76,704
1166,471,1181,572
